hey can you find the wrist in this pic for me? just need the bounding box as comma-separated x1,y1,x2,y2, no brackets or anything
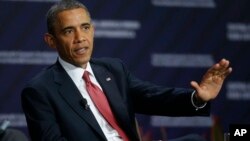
191,91,207,111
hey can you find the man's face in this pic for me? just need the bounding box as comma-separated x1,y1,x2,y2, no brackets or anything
51,8,94,68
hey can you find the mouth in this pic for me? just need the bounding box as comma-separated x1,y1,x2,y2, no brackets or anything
75,47,88,55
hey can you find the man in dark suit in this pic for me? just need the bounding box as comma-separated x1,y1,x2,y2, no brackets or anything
21,0,232,141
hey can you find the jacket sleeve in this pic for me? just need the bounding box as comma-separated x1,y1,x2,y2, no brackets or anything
117,59,210,116
21,87,68,141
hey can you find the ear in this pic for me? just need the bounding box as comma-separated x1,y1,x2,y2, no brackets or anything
44,33,56,49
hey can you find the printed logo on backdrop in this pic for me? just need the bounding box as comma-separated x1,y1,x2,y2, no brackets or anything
152,0,216,8
0,51,57,65
151,116,213,127
151,54,214,68
227,23,250,41
93,20,141,39
1,1,141,39
0,114,26,127
226,82,250,100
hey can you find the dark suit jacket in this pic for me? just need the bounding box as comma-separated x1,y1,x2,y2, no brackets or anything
21,58,210,141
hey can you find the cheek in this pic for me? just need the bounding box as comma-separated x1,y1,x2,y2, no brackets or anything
59,39,73,50
57,42,72,56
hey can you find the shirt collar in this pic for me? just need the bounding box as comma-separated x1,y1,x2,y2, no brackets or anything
58,57,95,81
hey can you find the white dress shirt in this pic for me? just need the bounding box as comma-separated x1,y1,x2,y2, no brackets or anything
58,57,123,141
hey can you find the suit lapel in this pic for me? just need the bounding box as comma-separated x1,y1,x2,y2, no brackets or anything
53,62,106,140
90,63,133,134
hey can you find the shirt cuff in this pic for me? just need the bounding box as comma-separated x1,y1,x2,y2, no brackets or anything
191,91,207,111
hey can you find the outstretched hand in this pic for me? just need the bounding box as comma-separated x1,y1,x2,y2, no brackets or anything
190,58,232,102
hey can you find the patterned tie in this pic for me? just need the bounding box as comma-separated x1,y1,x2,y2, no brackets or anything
83,71,129,141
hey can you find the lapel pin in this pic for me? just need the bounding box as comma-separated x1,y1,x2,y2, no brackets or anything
106,77,111,81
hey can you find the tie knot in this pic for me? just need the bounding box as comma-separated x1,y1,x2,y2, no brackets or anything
83,71,91,84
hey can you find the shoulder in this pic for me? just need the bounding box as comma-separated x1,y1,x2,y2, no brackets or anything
90,57,127,70
90,57,130,76
90,57,123,65
24,63,58,87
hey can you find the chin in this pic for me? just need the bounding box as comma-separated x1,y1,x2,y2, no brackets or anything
78,59,90,66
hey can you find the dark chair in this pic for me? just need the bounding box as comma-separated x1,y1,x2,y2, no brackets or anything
0,128,29,141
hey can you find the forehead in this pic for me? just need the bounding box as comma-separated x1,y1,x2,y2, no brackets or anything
55,8,91,27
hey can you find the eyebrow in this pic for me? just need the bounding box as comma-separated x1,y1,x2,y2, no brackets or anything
81,23,91,27
61,22,91,32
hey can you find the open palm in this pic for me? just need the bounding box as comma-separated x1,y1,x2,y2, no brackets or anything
191,58,232,102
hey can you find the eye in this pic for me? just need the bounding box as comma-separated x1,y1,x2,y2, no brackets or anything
64,29,73,35
82,25,90,31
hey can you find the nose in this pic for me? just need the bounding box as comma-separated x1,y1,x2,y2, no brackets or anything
75,29,85,43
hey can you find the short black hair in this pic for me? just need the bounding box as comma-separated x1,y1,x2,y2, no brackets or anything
46,0,91,35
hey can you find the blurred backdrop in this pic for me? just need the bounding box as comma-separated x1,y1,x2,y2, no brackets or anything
0,0,250,140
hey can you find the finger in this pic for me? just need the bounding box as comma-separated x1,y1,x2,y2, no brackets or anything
217,59,232,76
221,67,233,78
190,81,201,92
211,59,231,76
208,59,226,72
218,59,230,70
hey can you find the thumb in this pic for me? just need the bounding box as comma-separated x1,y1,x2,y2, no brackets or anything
190,81,200,92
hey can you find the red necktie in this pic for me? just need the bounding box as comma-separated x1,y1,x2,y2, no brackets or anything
83,71,129,141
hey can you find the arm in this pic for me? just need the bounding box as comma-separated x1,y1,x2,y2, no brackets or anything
21,87,68,141
110,59,210,116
